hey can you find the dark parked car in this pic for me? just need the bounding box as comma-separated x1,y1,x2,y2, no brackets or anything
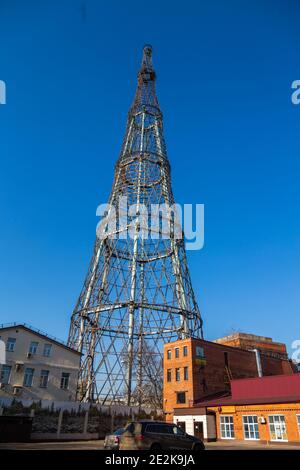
104,428,125,450
119,421,205,451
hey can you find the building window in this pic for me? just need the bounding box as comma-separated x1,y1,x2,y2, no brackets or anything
175,368,180,381
39,370,49,388
167,369,171,382
220,416,235,439
184,366,188,380
183,346,188,357
243,415,260,440
60,372,70,390
297,415,300,436
6,337,16,352
43,344,52,357
176,392,186,404
0,365,12,384
196,346,205,358
175,348,179,358
167,350,171,360
23,368,34,387
29,341,39,355
268,415,288,441
195,346,206,367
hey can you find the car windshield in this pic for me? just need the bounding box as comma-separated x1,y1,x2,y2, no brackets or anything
114,428,124,435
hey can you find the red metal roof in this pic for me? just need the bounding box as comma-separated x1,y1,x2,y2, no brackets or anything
197,373,300,407
231,373,300,399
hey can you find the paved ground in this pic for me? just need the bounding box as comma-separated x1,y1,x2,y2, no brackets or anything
206,440,299,450
0,440,299,450
0,440,104,450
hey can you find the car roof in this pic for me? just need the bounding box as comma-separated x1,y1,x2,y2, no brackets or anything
132,420,173,424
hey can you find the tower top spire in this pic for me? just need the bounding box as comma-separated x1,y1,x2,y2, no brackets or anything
138,44,156,82
131,44,158,113
141,44,153,70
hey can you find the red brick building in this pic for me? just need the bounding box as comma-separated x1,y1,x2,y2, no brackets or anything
163,335,295,425
214,332,288,360
174,374,300,444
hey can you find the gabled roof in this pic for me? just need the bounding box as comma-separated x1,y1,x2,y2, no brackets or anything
0,323,81,355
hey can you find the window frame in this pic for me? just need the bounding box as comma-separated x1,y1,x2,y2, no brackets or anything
195,346,205,359
166,369,171,382
297,415,300,437
242,415,260,441
175,347,179,358
43,343,52,357
39,369,49,388
268,414,288,442
175,368,180,381
183,346,188,357
23,367,35,387
176,391,186,404
60,372,70,390
6,337,16,352
146,424,173,435
220,415,235,439
0,364,12,384
167,350,171,360
29,341,39,355
183,366,188,381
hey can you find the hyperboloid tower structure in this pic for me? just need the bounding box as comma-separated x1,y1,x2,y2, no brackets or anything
68,45,203,404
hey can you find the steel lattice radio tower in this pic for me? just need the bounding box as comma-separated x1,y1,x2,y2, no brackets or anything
68,45,203,404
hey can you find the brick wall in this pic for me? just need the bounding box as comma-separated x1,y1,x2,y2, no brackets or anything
214,333,288,360
210,403,300,443
163,338,294,418
164,339,194,418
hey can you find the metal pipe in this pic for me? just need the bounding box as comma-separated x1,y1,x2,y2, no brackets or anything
253,349,263,377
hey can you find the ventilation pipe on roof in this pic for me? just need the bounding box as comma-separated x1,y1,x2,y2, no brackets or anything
253,349,263,377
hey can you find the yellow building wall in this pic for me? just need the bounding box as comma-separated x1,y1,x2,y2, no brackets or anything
208,403,300,443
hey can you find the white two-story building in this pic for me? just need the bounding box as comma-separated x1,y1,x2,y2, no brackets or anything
0,323,81,402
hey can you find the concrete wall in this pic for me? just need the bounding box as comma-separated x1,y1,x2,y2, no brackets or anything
0,396,157,416
0,397,157,441
0,326,80,401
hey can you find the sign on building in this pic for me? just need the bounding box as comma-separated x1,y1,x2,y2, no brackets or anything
195,346,206,367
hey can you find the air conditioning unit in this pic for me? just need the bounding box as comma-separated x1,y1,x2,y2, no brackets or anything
258,416,266,424
13,386,22,396
27,352,32,359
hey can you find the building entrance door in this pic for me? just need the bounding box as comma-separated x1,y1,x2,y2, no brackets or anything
194,421,204,440
177,421,186,433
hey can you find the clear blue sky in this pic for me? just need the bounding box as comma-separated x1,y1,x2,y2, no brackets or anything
1,1,299,354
